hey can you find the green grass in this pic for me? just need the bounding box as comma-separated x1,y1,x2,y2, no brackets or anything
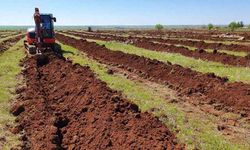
0,33,24,43
204,39,250,46
87,39,250,84
174,44,248,57
164,37,250,46
218,50,248,57
0,32,18,38
59,42,249,150
57,33,250,83
60,31,248,58
0,31,17,35
0,39,25,149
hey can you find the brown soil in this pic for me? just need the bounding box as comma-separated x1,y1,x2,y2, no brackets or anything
91,29,250,42
64,31,250,67
56,33,250,116
70,31,250,52
11,54,183,149
151,38,250,53
0,34,24,52
132,40,250,67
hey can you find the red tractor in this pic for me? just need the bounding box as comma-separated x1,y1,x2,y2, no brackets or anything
24,8,57,55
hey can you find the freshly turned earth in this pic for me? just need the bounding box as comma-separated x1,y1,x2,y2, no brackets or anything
57,33,250,116
11,55,183,149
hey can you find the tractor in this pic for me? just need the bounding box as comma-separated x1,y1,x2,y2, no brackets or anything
24,8,57,55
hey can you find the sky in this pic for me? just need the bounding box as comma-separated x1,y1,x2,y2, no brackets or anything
0,0,249,26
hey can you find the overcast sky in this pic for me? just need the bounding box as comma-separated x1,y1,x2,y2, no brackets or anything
0,0,249,25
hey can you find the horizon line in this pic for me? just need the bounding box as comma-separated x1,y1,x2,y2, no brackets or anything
0,24,237,26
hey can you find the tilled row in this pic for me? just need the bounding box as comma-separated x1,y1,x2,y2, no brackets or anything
69,30,250,52
11,54,183,149
0,34,25,52
64,31,250,67
92,29,250,43
0,32,19,38
132,40,250,67
57,33,250,116
146,37,250,53
150,30,250,42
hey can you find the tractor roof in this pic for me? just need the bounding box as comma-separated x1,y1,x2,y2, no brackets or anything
40,14,53,17
27,28,35,33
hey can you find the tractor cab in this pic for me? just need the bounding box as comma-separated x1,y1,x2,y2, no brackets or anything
26,14,56,45
25,12,57,54
40,14,56,43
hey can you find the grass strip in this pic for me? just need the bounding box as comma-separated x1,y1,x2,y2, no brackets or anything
59,42,248,150
0,39,25,149
0,33,24,43
87,39,250,83
164,37,250,46
174,44,248,57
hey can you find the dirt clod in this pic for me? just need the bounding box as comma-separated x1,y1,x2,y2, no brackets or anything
213,49,218,54
0,136,6,143
217,124,227,131
197,49,205,53
11,104,25,116
128,103,140,112
107,69,114,75
13,55,183,149
56,33,250,116
240,111,248,118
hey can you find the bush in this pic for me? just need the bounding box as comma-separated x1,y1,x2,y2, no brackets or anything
87,27,92,32
239,21,244,27
228,21,244,31
208,24,214,30
215,26,220,30
228,22,238,31
155,24,164,30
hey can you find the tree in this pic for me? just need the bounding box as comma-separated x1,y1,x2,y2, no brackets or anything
239,21,244,27
228,21,244,31
155,24,164,30
235,21,244,28
208,24,214,30
248,25,250,29
87,26,93,32
228,22,238,31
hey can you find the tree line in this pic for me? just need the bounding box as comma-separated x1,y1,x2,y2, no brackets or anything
208,21,250,31
154,22,250,31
